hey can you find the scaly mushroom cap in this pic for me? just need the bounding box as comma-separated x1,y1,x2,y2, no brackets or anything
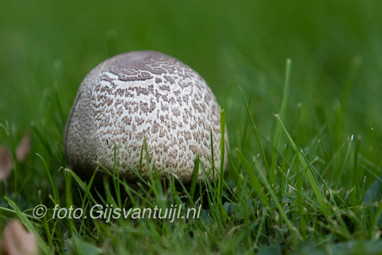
64,51,228,182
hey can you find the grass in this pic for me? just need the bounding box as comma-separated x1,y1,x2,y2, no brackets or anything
1,0,382,254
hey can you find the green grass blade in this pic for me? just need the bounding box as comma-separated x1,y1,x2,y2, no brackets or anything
275,114,331,219
62,168,97,204
270,58,292,184
240,88,270,173
35,153,59,203
236,149,271,208
218,109,226,201
112,145,122,208
190,154,200,200
252,158,302,240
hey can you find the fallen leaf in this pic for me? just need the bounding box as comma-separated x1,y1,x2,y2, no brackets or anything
0,146,13,181
16,132,30,162
0,219,38,255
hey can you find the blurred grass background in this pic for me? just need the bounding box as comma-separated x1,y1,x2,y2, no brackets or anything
1,0,382,172
1,0,382,188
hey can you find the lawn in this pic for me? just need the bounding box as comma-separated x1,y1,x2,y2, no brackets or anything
1,0,382,254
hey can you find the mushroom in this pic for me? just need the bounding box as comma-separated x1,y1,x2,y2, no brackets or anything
64,51,228,182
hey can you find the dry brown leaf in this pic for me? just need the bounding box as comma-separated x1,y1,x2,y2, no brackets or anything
0,219,38,255
0,146,13,181
16,132,30,163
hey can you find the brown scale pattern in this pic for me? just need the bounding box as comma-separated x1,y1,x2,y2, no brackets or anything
64,51,228,182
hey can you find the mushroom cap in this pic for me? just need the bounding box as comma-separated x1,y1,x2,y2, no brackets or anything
64,51,228,182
